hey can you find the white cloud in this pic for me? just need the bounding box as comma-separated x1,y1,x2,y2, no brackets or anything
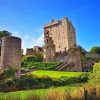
22,33,44,54
0,27,44,54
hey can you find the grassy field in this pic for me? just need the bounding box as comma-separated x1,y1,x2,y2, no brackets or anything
0,85,100,100
31,70,83,78
0,71,89,100
0,86,83,100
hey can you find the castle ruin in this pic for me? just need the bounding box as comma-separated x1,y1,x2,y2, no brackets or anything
26,46,43,56
44,17,82,71
0,36,21,78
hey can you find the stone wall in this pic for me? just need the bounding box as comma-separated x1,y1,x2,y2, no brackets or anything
34,46,43,53
55,51,68,62
0,36,21,78
26,46,43,56
55,48,82,72
26,48,36,55
68,48,82,71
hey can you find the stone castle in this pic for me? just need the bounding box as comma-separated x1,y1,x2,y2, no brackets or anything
0,17,100,78
0,17,82,76
43,17,82,71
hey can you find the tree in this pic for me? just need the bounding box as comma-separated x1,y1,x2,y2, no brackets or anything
90,47,100,54
0,30,11,38
77,45,87,54
89,61,100,83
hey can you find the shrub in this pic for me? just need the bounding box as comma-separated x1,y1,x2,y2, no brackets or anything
22,61,62,70
89,61,100,83
21,55,62,70
0,72,88,92
22,55,43,63
79,73,89,82
5,67,15,79
90,47,100,54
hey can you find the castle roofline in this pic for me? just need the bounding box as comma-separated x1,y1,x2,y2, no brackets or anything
44,20,59,28
44,16,69,28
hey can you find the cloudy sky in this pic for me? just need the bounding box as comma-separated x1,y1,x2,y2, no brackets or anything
0,0,100,53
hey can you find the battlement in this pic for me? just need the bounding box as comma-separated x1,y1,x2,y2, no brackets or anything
44,20,59,28
2,36,21,42
44,17,69,28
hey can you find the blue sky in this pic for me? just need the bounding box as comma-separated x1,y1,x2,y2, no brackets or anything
0,0,100,53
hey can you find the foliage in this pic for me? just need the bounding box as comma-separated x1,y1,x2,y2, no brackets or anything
36,52,44,59
89,61,100,83
0,72,89,92
21,55,62,70
79,73,89,82
90,47,100,54
0,30,11,38
22,61,62,70
5,67,15,79
22,55,43,62
82,56,99,63
81,55,99,72
77,45,87,54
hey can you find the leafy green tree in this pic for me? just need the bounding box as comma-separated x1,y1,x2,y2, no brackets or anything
89,61,100,83
0,30,11,38
90,47,100,54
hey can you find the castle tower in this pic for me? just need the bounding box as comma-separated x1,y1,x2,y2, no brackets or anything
0,36,21,78
44,30,55,62
43,17,82,71
44,17,76,52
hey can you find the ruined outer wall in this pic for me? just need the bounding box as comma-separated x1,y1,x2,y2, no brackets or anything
69,48,82,71
26,48,36,55
0,36,21,77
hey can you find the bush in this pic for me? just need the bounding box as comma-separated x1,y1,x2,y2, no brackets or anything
79,73,89,82
5,67,15,79
89,61,100,83
22,62,62,70
0,72,89,92
22,55,43,63
90,47,100,54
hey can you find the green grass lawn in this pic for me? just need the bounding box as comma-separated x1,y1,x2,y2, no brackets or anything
31,70,83,78
0,86,83,100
